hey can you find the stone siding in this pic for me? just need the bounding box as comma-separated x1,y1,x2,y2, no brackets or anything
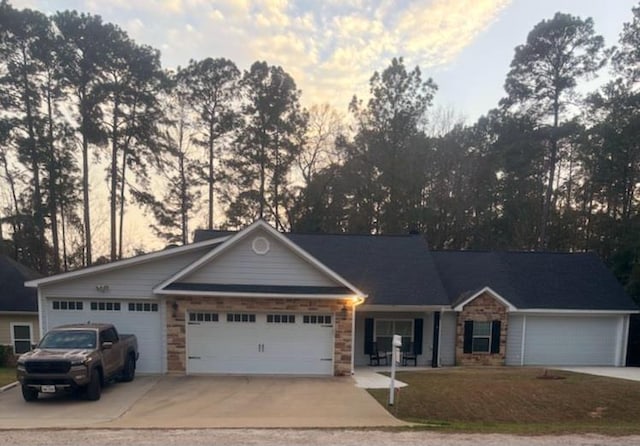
166,296,354,376
456,292,508,366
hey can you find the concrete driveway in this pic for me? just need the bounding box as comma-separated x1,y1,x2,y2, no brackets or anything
0,376,159,428
556,367,640,382
0,375,403,429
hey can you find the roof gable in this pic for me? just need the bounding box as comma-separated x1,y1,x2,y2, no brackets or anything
155,220,366,298
452,286,516,311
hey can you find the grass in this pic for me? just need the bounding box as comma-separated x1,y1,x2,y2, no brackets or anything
0,367,17,387
368,368,640,435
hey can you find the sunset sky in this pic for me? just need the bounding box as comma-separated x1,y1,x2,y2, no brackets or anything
12,0,639,122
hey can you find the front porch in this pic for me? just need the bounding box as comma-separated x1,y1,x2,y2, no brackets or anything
353,308,457,368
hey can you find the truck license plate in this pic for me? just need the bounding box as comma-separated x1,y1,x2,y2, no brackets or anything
40,385,56,393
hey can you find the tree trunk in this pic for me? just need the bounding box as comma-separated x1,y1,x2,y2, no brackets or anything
110,95,119,261
178,119,188,245
59,195,68,272
80,84,92,266
118,145,127,260
539,94,560,250
21,44,46,271
45,72,61,272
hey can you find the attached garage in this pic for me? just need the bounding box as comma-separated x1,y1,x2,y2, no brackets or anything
506,313,628,366
43,298,165,373
186,311,334,375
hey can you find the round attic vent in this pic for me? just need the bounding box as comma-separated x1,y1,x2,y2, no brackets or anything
252,236,270,255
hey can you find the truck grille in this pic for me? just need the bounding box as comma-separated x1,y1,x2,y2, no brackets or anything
25,360,71,374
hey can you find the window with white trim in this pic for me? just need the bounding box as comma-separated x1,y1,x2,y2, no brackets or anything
189,312,218,322
472,321,491,353
52,300,83,310
90,301,121,311
374,319,413,352
266,314,295,324
128,302,158,312
302,315,332,324
226,313,256,323
11,323,32,354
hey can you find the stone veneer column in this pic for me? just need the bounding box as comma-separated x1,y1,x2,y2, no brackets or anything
455,292,509,366
165,296,354,376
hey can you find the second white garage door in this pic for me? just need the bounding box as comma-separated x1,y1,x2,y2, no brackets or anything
186,312,334,375
523,315,621,366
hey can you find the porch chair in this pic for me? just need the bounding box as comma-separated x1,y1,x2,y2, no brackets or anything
368,341,389,366
402,341,418,366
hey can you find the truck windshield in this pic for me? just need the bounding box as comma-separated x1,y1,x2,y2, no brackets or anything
38,330,96,349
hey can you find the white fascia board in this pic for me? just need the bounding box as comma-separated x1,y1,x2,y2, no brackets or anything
452,286,517,312
153,220,367,299
154,289,356,299
24,236,230,288
357,304,448,312
513,308,640,315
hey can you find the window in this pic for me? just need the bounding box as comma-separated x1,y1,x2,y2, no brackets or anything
463,320,501,354
189,312,218,322
226,313,256,323
11,323,31,354
100,327,118,343
128,302,158,312
472,321,491,353
90,301,121,311
52,300,83,310
266,314,295,324
302,315,332,325
374,319,412,352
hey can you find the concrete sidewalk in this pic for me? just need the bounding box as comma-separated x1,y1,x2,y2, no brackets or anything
557,367,640,382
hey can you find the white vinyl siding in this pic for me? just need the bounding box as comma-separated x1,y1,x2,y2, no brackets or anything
43,298,165,373
505,314,525,366
439,312,457,366
40,248,210,299
522,315,622,366
182,229,339,287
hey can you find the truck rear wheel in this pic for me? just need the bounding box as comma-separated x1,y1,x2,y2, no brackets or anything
86,368,101,401
121,354,136,382
21,385,38,402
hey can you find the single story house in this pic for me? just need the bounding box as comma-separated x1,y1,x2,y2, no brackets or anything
0,255,40,356
26,220,638,375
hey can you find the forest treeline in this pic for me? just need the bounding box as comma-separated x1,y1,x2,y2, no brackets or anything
0,1,639,301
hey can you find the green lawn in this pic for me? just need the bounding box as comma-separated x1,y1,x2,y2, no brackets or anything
0,367,17,388
368,368,640,434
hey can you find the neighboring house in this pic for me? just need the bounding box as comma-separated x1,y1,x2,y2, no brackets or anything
25,220,638,376
0,255,40,356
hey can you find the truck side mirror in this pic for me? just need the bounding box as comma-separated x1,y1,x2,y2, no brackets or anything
102,341,113,350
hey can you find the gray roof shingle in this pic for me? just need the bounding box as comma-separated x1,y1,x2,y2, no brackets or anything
431,251,639,311
0,255,40,312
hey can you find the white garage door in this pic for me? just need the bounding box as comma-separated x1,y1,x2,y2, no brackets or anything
44,299,164,373
187,312,334,375
524,316,620,366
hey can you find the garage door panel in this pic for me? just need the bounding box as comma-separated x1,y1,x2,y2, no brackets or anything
45,299,163,373
187,313,334,375
524,316,619,366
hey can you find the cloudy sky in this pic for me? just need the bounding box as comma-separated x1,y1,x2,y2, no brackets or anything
11,0,639,122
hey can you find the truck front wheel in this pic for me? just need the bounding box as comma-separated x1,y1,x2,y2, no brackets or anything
86,369,102,401
21,385,38,402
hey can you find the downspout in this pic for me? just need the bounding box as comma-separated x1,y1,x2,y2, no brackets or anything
619,315,630,367
37,288,44,339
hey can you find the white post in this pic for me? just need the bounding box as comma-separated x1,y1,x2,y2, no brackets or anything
389,334,402,406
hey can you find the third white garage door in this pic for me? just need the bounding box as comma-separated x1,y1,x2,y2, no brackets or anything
186,312,334,375
523,315,621,366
